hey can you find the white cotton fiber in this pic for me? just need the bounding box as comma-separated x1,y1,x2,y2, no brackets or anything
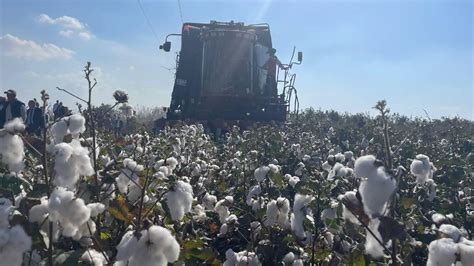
0,225,32,266
426,238,457,266
458,243,474,266
291,194,312,239
68,114,86,135
410,154,436,184
116,226,180,266
356,155,396,218
364,218,386,258
166,180,193,221
48,187,91,239
116,158,143,194
53,139,94,188
81,249,108,266
0,119,25,172
202,193,217,210
254,166,270,182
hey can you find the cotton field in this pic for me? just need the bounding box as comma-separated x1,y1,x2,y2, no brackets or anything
0,91,473,266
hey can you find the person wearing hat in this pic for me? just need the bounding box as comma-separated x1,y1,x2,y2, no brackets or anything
1,89,26,128
263,48,286,97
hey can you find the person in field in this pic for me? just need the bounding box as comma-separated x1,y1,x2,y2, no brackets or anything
1,89,26,128
26,100,44,136
263,48,286,97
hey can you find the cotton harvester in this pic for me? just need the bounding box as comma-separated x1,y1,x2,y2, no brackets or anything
157,21,302,132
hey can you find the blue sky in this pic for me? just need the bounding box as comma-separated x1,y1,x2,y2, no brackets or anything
1,0,472,119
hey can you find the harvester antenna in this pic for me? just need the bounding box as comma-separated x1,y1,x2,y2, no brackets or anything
177,0,184,23
136,0,160,43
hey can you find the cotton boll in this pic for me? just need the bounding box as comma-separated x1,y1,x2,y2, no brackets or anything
68,114,86,135
282,252,295,264
356,155,396,218
268,164,279,174
87,203,106,217
116,231,139,261
322,161,332,172
192,204,206,222
166,181,193,221
48,188,91,239
81,249,108,266
0,198,13,228
53,140,94,188
246,185,261,206
293,259,303,266
294,162,305,176
365,218,386,258
340,196,363,224
215,199,231,223
426,238,458,266
286,175,300,188
276,197,290,228
438,224,461,242
0,120,25,173
51,119,69,143
202,193,217,210
254,166,270,182
264,200,278,227
120,225,180,266
127,183,144,203
335,153,345,162
410,154,433,184
3,118,26,133
116,159,143,194
0,225,32,266
431,213,448,224
291,194,313,239
458,243,474,265
166,157,178,170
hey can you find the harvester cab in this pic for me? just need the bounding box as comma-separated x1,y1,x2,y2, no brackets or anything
159,21,301,130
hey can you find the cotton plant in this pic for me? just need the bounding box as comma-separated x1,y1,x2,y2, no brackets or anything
165,180,193,221
264,197,290,228
116,158,144,194
50,113,87,144
53,139,94,188
223,249,261,266
81,249,108,266
115,225,180,266
426,223,474,266
0,118,25,173
282,252,304,266
29,188,106,241
290,193,313,240
355,155,396,218
284,174,300,188
219,214,238,236
410,154,436,184
215,196,233,223
0,198,32,266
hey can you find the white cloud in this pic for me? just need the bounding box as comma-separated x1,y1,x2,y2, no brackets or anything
0,34,75,60
59,30,74,38
38,14,93,41
78,31,93,41
129,65,135,71
38,14,85,30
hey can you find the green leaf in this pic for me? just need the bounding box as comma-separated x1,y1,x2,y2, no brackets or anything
0,176,22,195
100,232,112,240
271,173,284,187
401,197,415,209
